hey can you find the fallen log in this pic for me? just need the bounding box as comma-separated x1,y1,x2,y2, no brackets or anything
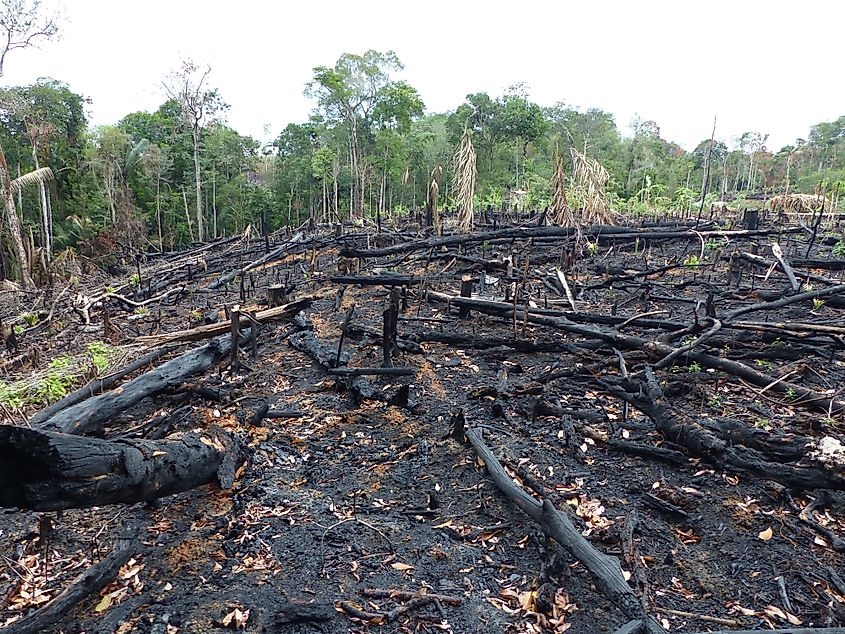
733,251,842,287
28,345,176,426
135,297,313,345
289,329,415,409
341,225,797,259
792,258,845,271
41,336,233,436
603,368,845,491
612,621,645,634
694,627,845,634
723,284,845,322
0,424,243,510
465,426,665,633
329,273,430,286
426,291,845,414
0,532,137,634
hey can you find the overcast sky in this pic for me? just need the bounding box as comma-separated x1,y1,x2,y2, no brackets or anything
4,0,843,152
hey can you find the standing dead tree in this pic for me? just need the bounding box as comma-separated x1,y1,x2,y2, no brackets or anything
570,147,613,225
425,165,443,236
453,129,476,234
548,145,575,227
0,0,60,78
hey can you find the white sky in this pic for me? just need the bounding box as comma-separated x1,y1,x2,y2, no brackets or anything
4,0,843,152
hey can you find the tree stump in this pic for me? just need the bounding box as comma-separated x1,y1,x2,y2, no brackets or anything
268,284,287,307
459,275,473,318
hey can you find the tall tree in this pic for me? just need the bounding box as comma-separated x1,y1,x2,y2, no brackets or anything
163,60,225,241
0,0,60,286
306,50,422,218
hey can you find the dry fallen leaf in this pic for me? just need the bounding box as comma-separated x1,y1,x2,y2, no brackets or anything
758,527,773,541
390,562,414,571
221,607,250,629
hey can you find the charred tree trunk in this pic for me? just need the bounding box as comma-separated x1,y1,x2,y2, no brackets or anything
0,424,243,511
41,337,233,436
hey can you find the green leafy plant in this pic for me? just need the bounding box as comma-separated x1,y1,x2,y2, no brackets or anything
21,312,38,327
754,417,771,431
706,394,723,409
34,356,76,403
754,358,775,371
87,341,116,374
134,307,149,316
683,254,700,267
586,241,598,257
106,286,116,294
812,297,825,311
688,361,702,373
129,273,140,287
833,241,845,258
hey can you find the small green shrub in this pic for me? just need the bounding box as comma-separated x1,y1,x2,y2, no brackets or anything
87,341,116,373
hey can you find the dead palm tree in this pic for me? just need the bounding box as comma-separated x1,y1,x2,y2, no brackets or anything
570,148,613,225
453,129,477,234
549,145,575,227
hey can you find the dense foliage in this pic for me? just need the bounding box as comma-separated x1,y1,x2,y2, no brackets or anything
2,51,844,261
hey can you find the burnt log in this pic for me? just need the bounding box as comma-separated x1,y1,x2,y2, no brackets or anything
427,291,845,415
341,225,798,259
135,297,313,346
29,345,174,426
465,427,665,633
0,424,243,511
604,368,845,491
41,336,234,436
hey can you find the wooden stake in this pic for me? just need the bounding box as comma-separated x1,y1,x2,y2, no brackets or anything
230,304,241,372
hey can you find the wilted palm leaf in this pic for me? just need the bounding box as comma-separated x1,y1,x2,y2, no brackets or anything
11,167,54,193
570,148,613,225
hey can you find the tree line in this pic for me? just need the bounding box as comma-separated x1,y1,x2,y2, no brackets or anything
2,47,844,277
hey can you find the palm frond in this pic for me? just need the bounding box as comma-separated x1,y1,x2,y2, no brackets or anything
11,167,54,193
125,139,151,176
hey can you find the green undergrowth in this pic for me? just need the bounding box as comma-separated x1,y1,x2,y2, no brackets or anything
0,341,122,409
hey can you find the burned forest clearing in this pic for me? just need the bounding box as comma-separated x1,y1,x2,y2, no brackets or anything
0,208,844,634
